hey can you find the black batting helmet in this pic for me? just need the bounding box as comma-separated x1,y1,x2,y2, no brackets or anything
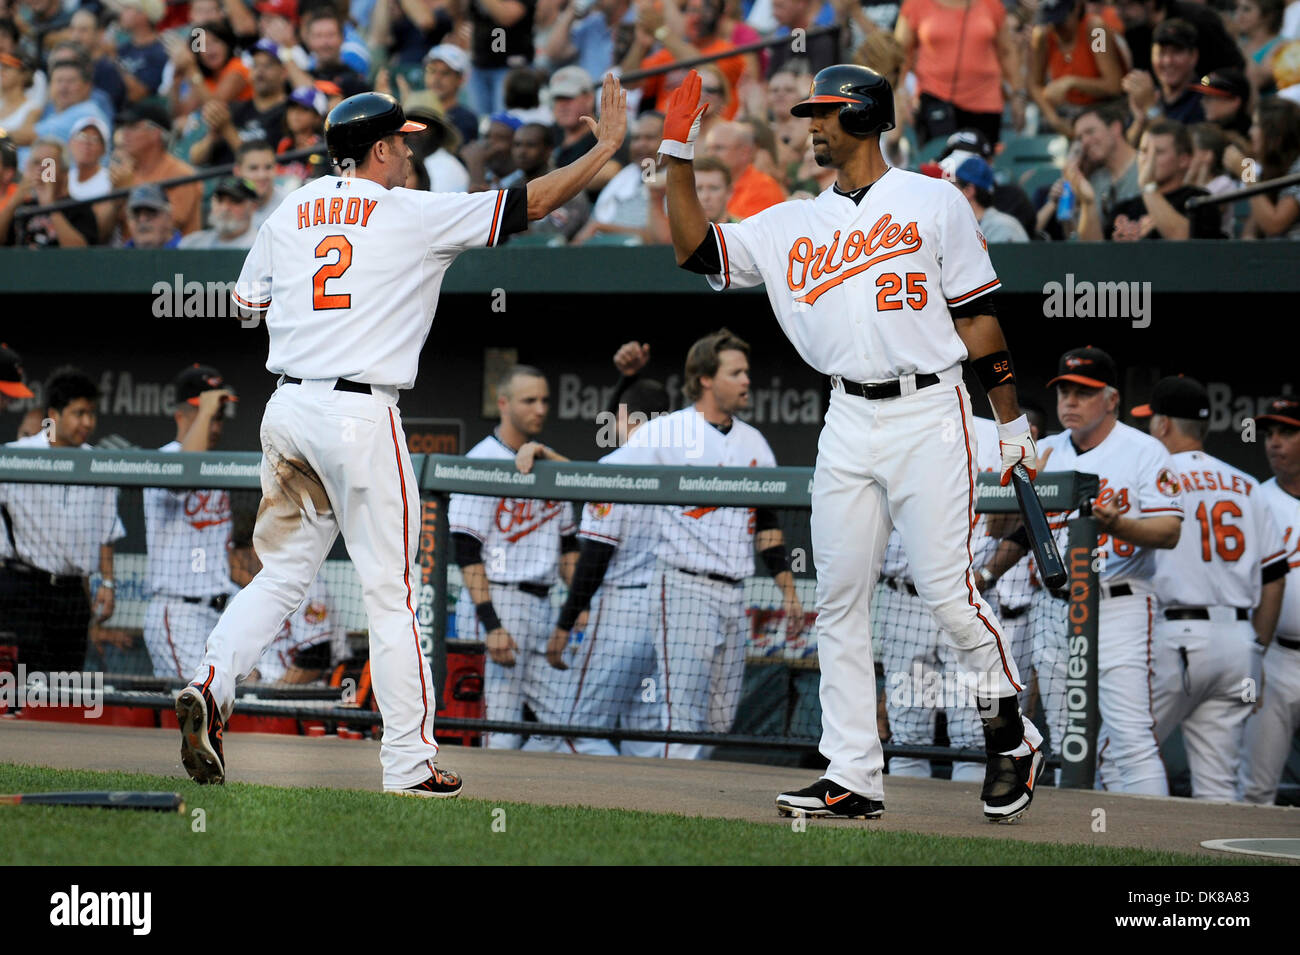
324,92,426,166
790,64,895,139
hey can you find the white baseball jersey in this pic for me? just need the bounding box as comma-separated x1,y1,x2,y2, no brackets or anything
617,406,777,582
705,169,999,380
234,176,520,388
1258,478,1300,636
143,441,235,598
447,433,577,585
0,432,124,576
1037,422,1184,583
1152,451,1288,610
880,415,1001,579
576,446,658,587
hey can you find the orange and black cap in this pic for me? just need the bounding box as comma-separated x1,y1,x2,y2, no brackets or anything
1046,346,1117,390
0,343,34,399
1258,396,1300,429
174,363,236,407
1131,375,1208,419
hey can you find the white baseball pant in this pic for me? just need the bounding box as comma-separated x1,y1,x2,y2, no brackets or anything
193,379,441,790
1238,639,1300,804
1000,603,1035,715
455,583,575,751
651,564,748,760
1151,613,1257,801
145,599,220,679
559,584,664,756
812,380,1038,801
875,580,983,782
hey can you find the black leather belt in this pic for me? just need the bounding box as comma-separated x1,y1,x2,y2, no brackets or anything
1277,637,1300,651
282,375,372,394
1,558,81,587
182,593,231,613
616,583,648,590
1164,607,1250,622
1103,583,1132,599
879,574,919,596
841,373,940,400
677,568,743,586
511,582,550,599
1001,604,1030,620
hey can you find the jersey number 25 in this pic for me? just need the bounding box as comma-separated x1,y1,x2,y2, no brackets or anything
313,235,353,310
875,273,927,311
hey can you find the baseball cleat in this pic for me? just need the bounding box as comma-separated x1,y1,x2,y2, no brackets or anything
387,767,463,799
981,749,1044,823
776,778,884,819
176,684,226,785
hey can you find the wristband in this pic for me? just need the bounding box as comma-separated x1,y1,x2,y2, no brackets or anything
972,350,1015,392
997,414,1030,439
760,545,790,577
99,579,115,590
977,568,995,589
475,601,502,632
658,139,695,161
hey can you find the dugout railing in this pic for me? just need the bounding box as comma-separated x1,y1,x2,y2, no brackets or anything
0,447,1099,786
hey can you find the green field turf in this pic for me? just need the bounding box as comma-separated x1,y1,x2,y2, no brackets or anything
1,764,1269,866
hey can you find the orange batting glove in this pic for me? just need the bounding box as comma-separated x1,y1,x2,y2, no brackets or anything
658,70,709,161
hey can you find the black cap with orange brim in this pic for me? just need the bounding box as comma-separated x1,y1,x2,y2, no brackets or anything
0,343,34,399
175,363,237,407
1046,346,1118,390
1258,396,1300,429
1130,375,1209,419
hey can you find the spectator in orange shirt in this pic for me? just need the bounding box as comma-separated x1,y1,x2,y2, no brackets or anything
620,0,748,121
1029,0,1125,135
165,20,252,122
896,0,1023,146
705,119,786,218
105,101,203,237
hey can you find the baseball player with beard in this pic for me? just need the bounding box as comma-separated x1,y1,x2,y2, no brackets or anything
612,329,803,760
1135,376,1289,801
142,365,237,679
878,414,1000,783
517,376,672,757
175,82,627,797
1240,397,1300,804
661,64,1044,821
449,365,581,751
983,348,1184,795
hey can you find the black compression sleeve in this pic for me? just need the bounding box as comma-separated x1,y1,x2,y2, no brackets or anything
754,507,779,532
452,532,483,567
496,187,529,241
561,533,580,555
1007,525,1030,551
607,373,639,415
557,539,616,631
1262,557,1290,585
950,295,998,320
679,228,721,275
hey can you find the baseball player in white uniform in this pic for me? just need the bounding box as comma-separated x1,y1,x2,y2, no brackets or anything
661,65,1044,821
983,348,1184,796
142,365,238,679
1240,397,1300,804
449,366,581,751
175,82,627,796
1137,377,1289,801
528,378,672,756
613,330,803,760
878,414,1000,783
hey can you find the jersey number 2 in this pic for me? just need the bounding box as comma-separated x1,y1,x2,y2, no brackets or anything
1195,500,1245,562
313,235,352,310
875,273,927,311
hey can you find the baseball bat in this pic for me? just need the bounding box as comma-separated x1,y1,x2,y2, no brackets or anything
1010,464,1068,590
0,791,186,813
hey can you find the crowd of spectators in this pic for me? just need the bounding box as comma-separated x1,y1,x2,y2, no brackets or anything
0,0,1298,247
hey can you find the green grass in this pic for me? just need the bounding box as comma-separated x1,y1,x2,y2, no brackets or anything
0,764,1269,866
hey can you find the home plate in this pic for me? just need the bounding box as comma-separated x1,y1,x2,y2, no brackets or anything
1200,838,1300,860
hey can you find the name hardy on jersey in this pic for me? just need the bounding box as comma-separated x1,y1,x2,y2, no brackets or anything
295,196,379,230
785,214,922,305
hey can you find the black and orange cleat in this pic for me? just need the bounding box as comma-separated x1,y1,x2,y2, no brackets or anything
776,778,884,819
388,766,463,799
176,683,226,785
982,749,1044,823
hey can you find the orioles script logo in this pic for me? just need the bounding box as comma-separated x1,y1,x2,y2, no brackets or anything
495,498,565,543
787,214,923,306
